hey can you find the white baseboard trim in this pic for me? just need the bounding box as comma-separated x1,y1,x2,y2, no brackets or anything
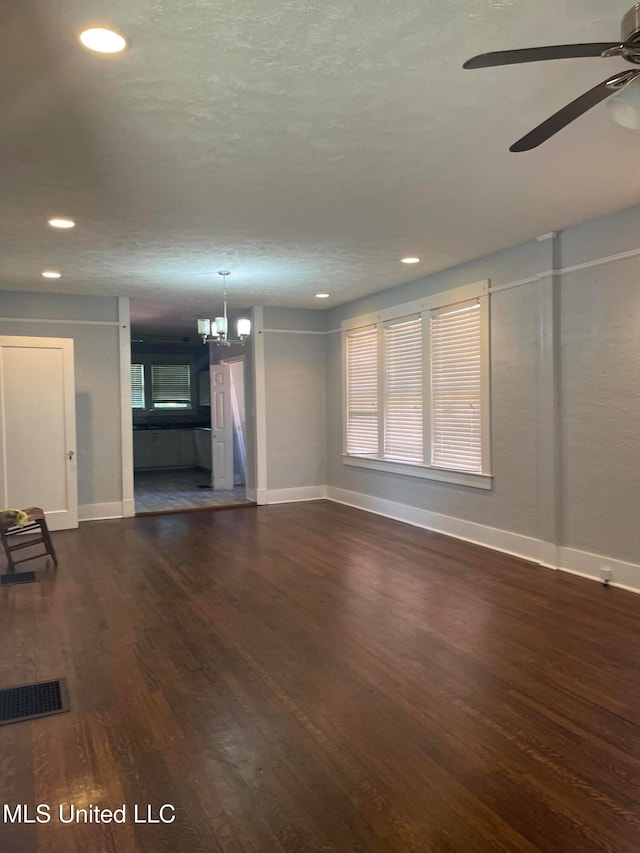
325,486,640,595
559,547,640,595
44,511,76,532
79,502,124,522
327,486,550,565
266,485,328,504
76,487,640,595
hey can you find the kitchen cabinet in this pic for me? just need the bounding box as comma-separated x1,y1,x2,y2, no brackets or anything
193,428,212,471
133,429,196,471
133,431,156,469
179,430,195,466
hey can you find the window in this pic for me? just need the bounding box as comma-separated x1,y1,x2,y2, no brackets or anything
130,364,145,409
129,362,194,410
151,364,192,409
343,282,491,488
384,317,423,463
346,328,378,455
430,302,482,473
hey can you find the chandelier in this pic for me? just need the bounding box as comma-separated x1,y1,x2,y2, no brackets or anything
197,270,251,346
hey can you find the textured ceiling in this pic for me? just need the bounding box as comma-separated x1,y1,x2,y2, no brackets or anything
1,1,639,333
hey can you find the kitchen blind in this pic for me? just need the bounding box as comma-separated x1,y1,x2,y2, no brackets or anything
151,364,192,408
383,317,423,462
430,301,482,472
130,364,145,408
346,327,378,455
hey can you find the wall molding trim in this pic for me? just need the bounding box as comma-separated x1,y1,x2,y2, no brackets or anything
250,244,640,335
266,485,328,504
261,327,342,335
558,244,640,278
0,316,120,326
325,487,640,595
79,502,124,522
263,328,326,335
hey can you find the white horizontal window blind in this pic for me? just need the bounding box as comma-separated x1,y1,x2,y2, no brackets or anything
430,301,482,473
130,364,145,409
383,317,423,462
151,364,192,409
346,327,378,455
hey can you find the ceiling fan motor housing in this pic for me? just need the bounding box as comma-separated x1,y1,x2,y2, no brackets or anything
622,5,640,44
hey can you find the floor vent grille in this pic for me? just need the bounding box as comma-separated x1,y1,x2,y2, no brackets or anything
0,679,69,726
0,571,38,586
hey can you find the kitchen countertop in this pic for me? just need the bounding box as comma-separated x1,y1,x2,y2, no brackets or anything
133,423,210,431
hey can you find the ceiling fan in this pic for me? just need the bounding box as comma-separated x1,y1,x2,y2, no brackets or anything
464,4,640,151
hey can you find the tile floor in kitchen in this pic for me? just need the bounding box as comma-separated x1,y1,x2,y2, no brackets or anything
134,468,254,513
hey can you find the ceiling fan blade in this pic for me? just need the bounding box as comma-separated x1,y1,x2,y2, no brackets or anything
510,70,640,152
463,43,620,69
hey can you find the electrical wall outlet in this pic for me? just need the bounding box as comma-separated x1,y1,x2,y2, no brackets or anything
600,566,612,585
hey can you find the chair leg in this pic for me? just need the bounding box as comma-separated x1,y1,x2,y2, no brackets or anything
38,519,58,567
1,530,17,573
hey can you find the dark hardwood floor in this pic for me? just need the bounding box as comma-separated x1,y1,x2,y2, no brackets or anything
1,500,639,852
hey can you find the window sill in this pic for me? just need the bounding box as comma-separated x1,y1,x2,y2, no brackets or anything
341,455,493,490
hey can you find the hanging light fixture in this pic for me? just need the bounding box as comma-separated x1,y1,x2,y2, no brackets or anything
197,270,251,346
607,74,640,129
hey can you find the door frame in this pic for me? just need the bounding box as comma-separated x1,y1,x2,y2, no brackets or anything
120,301,264,512
118,298,136,516
0,334,78,530
220,354,247,487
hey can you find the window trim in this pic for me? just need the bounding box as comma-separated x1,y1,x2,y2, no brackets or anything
341,280,492,489
341,454,493,489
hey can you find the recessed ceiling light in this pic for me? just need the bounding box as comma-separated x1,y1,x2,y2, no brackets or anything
79,27,127,54
48,217,75,229
315,293,330,298
42,270,62,279
401,257,420,264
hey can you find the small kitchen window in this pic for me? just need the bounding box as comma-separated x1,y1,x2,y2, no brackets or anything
151,364,192,409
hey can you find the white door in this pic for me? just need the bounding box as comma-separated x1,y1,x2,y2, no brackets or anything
0,336,78,530
210,363,234,490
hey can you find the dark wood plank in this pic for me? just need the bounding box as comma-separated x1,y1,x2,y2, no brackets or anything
1,500,639,852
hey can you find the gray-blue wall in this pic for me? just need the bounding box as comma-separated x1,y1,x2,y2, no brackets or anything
0,291,123,510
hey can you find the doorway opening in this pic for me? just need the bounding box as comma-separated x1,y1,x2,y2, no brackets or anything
130,335,253,515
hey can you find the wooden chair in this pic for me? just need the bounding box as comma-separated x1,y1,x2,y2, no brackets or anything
0,507,58,573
